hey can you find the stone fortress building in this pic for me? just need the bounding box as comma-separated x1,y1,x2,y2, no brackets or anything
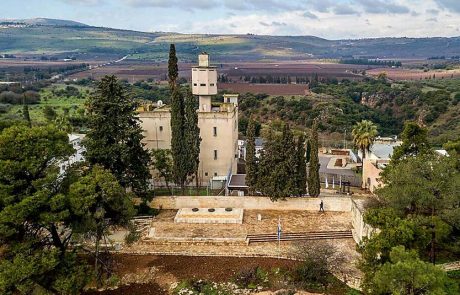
138,53,239,186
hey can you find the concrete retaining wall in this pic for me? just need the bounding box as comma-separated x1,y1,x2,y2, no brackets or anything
150,196,352,212
351,198,376,243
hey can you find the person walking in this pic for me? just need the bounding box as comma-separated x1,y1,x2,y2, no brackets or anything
319,200,325,212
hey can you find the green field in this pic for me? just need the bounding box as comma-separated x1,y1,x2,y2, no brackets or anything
0,83,88,124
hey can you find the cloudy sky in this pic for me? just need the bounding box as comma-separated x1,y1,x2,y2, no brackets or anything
2,0,460,39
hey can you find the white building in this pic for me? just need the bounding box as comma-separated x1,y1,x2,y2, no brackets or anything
361,140,402,192
59,134,86,174
139,53,239,186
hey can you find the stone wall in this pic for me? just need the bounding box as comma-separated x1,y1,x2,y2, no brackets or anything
150,196,352,212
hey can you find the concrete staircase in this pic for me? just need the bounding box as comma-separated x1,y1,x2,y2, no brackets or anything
246,230,353,244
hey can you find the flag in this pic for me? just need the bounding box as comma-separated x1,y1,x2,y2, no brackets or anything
277,217,282,241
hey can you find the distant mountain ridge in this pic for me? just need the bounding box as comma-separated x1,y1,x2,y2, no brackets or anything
0,18,89,27
1,18,460,60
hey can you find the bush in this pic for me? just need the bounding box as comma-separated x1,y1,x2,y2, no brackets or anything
174,280,234,295
0,103,10,113
293,242,345,290
234,266,268,289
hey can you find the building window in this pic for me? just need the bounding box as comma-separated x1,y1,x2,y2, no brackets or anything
159,126,163,131
214,150,218,160
210,83,215,86
214,172,218,176
205,172,208,176
193,83,197,86
200,83,206,86
213,127,217,136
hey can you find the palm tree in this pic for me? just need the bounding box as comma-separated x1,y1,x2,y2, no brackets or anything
352,120,378,160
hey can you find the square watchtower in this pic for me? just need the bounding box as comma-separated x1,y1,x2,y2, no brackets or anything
192,53,217,112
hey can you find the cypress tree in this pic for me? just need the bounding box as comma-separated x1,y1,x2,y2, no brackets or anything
308,119,321,197
22,94,31,127
22,104,31,127
257,124,295,201
84,75,151,194
280,124,296,197
169,46,188,192
246,116,257,195
256,129,274,197
185,88,201,189
168,44,178,88
170,86,188,192
293,134,307,197
306,139,311,163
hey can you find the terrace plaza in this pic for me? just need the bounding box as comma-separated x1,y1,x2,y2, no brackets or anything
107,196,372,288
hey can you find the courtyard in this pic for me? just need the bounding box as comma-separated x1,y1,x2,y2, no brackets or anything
118,209,362,288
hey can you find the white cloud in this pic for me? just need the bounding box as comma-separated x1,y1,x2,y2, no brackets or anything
435,0,460,13
53,0,460,38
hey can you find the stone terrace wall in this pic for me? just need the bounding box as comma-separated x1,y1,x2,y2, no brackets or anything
150,196,352,212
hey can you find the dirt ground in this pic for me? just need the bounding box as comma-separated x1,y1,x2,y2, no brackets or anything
83,255,301,295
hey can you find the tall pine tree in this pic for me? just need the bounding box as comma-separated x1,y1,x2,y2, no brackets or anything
293,134,307,197
308,119,321,197
84,75,151,194
246,116,257,195
185,88,201,188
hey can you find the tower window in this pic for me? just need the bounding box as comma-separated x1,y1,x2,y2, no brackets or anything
159,126,163,131
214,150,218,160
205,172,208,176
193,83,197,86
214,172,218,176
200,83,206,86
210,83,215,86
213,127,217,136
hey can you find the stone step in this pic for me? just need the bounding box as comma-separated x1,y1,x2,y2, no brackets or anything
247,230,353,244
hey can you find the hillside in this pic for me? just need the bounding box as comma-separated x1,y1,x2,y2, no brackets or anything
1,19,460,61
236,77,460,146
0,18,89,27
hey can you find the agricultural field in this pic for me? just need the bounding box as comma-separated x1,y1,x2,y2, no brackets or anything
219,82,310,95
69,60,370,85
367,67,460,81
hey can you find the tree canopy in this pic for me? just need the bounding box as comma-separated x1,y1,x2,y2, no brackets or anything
392,121,430,163
84,75,151,194
0,124,137,294
308,119,320,197
352,120,378,160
